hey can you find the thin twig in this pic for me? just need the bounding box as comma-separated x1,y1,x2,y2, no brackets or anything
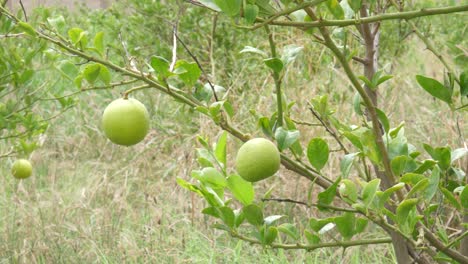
173,30,219,101
262,197,358,212
254,5,468,29
0,33,24,38
308,105,349,154
19,0,27,21
230,230,391,250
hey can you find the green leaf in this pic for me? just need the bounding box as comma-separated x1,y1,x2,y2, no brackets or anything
93,32,104,56
264,57,284,73
68,27,87,47
83,63,101,84
17,22,37,37
227,174,254,205
370,70,393,88
375,108,390,133
192,168,227,188
47,15,66,32
378,182,405,210
263,226,278,245
198,0,221,11
353,93,363,113
460,185,468,209
318,177,341,209
340,152,359,178
309,217,335,232
338,179,358,204
214,0,241,16
307,138,329,171
416,75,452,105
424,166,440,202
304,230,320,244
360,130,382,165
396,198,419,227
150,56,170,78
176,178,204,196
219,206,235,228
214,131,228,166
460,71,468,97
348,0,362,13
56,60,79,81
174,60,201,87
212,223,230,232
249,0,277,16
396,198,420,235
244,4,259,25
258,117,273,137
440,187,461,210
98,65,111,85
355,218,368,234
334,212,356,240
362,179,380,207
391,155,411,176
406,179,429,198
277,223,299,240
243,204,263,226
400,173,425,185
358,76,374,90
202,207,220,218
74,75,83,89
384,127,408,160
414,159,437,174
82,63,110,85
433,147,451,171
234,209,245,227
326,0,345,19
343,130,363,150
451,148,468,163
275,127,300,152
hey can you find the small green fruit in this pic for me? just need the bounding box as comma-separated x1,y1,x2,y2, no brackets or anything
235,138,280,182
11,159,33,179
102,98,150,146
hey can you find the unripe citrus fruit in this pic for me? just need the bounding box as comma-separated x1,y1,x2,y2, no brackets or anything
102,98,150,146
11,159,33,179
235,138,280,182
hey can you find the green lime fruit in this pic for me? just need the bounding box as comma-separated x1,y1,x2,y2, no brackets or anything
102,98,150,146
235,138,281,182
11,159,33,179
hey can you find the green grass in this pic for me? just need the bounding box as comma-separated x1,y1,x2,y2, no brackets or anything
1,0,467,263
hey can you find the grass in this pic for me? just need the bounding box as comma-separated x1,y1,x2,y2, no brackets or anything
1,0,467,263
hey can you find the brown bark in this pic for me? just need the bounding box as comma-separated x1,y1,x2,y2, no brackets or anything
359,5,414,264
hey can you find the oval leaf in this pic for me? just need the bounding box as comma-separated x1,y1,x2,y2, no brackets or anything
307,138,329,171
416,75,452,105
243,204,263,226
227,174,254,205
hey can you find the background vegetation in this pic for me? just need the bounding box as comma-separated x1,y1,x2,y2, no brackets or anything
0,0,466,263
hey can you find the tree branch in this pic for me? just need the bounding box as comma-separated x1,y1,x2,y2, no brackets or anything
230,230,392,250
262,197,358,212
256,5,468,29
